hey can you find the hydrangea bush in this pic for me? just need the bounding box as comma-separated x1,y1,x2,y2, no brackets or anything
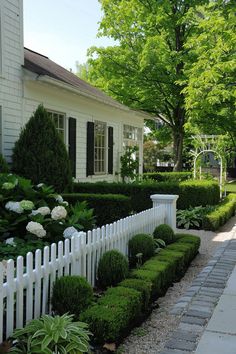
0,173,95,260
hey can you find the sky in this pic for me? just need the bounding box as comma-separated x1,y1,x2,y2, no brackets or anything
23,0,114,72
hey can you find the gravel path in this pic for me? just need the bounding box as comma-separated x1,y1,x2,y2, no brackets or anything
118,216,236,354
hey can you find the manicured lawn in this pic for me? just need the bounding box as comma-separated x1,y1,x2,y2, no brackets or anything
225,182,236,193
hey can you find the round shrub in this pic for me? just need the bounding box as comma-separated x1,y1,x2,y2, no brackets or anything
12,104,72,192
128,233,155,266
153,224,175,245
97,250,129,288
51,276,93,319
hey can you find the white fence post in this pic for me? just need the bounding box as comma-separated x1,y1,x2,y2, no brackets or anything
150,194,179,231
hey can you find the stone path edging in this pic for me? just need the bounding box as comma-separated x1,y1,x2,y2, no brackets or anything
159,239,236,354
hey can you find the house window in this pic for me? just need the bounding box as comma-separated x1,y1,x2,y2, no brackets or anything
47,110,65,141
94,121,106,174
123,125,142,147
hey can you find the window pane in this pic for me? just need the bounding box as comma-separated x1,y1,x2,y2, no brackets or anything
94,121,106,173
47,110,65,142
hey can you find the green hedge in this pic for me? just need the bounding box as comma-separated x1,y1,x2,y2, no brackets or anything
143,171,192,182
80,286,142,343
74,180,220,212
202,193,236,231
179,180,220,209
81,234,200,344
62,193,132,226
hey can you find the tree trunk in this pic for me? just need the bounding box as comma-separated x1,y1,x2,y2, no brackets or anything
173,129,184,171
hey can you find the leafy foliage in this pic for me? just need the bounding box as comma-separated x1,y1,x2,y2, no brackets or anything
120,146,139,182
177,205,215,230
12,104,72,192
184,1,236,144
97,250,129,288
87,0,209,170
51,276,94,319
10,313,91,354
0,173,95,259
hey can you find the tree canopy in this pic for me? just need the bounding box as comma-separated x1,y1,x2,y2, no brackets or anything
86,0,209,170
183,1,236,145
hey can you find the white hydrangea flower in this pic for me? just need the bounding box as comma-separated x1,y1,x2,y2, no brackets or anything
20,200,34,211
5,237,16,247
51,206,67,220
37,183,44,188
55,195,64,203
63,226,78,239
31,206,51,216
62,201,69,207
5,201,23,214
2,182,15,190
26,221,46,238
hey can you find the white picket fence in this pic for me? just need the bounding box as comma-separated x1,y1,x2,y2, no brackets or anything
0,204,166,342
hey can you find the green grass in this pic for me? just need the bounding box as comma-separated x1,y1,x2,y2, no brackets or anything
225,182,236,193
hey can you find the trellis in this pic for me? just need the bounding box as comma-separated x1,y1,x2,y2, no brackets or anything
191,135,227,198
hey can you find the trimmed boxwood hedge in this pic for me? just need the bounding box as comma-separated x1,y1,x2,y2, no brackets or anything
81,234,200,344
80,286,142,343
143,171,192,182
74,180,220,212
202,193,236,231
62,193,132,226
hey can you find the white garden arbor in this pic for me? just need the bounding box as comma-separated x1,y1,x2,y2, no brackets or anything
191,135,226,198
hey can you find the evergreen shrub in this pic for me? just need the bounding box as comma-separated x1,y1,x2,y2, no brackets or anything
80,286,142,343
143,171,192,182
97,250,129,288
153,224,175,244
128,233,155,266
62,193,132,226
130,269,162,298
12,104,72,192
51,276,94,319
202,193,236,231
119,278,152,312
74,179,220,211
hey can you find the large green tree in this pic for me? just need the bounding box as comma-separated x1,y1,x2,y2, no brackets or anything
87,0,208,170
183,1,236,145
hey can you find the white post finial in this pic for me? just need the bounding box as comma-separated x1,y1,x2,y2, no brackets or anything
150,194,179,231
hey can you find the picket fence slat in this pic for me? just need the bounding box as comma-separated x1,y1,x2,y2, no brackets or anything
0,205,166,341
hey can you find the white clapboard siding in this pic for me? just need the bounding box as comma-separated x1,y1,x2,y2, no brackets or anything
0,205,165,341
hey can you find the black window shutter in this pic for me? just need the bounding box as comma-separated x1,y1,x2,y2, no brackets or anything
86,122,95,176
68,117,76,178
108,126,113,174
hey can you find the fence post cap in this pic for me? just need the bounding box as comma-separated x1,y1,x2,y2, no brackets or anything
150,194,179,203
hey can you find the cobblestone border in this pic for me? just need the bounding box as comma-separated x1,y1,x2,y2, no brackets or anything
159,239,236,354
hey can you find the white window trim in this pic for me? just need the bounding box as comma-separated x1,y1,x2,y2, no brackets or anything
94,121,107,175
47,109,66,143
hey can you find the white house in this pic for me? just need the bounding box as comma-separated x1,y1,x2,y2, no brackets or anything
0,0,146,181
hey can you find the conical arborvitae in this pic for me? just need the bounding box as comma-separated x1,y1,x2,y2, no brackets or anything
12,104,72,192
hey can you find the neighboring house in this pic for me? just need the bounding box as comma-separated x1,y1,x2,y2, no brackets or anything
0,0,146,182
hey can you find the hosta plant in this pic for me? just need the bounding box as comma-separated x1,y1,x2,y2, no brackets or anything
10,313,91,354
177,206,216,230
